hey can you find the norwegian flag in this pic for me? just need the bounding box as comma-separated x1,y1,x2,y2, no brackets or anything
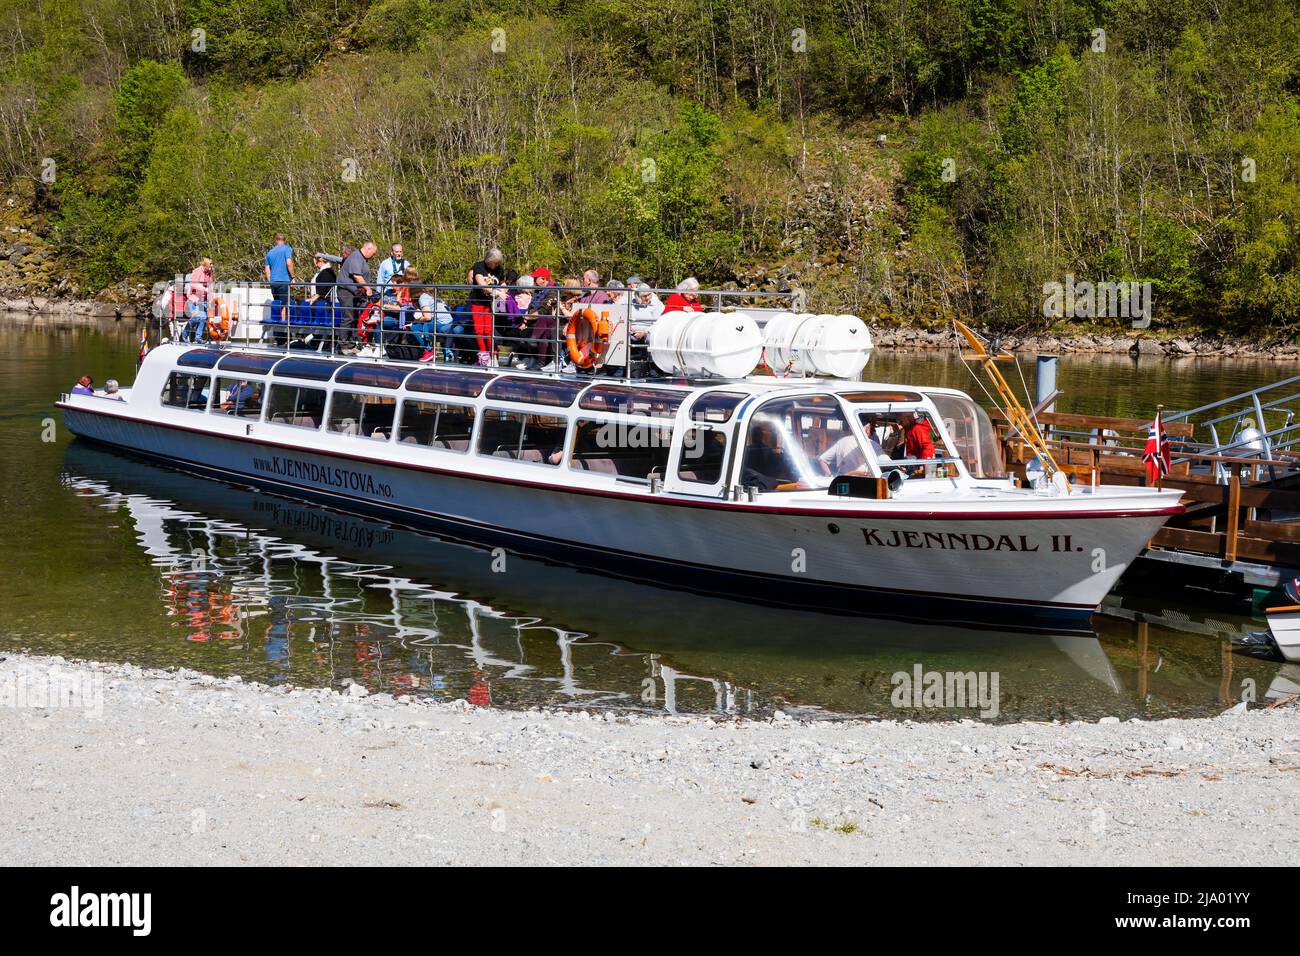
1143,410,1171,485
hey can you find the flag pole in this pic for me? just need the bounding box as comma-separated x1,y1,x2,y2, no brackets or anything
1155,404,1164,491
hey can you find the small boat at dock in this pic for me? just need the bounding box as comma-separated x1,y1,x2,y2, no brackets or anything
1263,579,1300,662
59,286,1183,631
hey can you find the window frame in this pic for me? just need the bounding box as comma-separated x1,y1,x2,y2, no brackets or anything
475,407,569,468
160,371,213,412
264,382,329,430
211,376,267,419
326,389,400,442
674,423,731,487
569,416,674,483
394,398,478,453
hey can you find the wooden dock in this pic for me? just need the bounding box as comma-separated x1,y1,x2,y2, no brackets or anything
996,411,1300,593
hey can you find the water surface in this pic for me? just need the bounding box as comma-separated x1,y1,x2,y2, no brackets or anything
2,319,1295,720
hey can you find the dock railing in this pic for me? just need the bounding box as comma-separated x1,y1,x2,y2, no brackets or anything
1164,376,1300,481
149,275,798,382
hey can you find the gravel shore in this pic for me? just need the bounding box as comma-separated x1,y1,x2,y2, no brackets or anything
3,652,1297,866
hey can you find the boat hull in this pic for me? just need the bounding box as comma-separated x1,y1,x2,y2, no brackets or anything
1264,608,1300,662
61,405,1174,632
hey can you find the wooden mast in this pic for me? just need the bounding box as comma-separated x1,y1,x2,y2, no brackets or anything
953,319,1067,492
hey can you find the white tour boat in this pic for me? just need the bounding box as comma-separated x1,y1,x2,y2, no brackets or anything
59,298,1184,631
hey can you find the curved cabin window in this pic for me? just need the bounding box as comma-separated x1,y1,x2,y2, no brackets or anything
570,419,672,480
177,348,224,370
477,410,567,466
578,385,685,418
687,390,747,423
161,371,212,411
336,363,411,390
265,384,327,429
741,395,859,491
485,376,584,408
328,391,398,441
397,400,476,451
274,357,343,382
214,377,264,418
405,368,493,398
217,352,280,376
677,427,727,484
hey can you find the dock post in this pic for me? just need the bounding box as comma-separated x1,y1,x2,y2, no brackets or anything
1035,355,1058,413
1225,467,1241,562
1137,620,1149,704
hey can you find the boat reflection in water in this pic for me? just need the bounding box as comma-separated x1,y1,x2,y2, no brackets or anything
61,444,1288,720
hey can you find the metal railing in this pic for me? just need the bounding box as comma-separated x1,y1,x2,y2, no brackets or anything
1165,375,1300,481
150,275,798,382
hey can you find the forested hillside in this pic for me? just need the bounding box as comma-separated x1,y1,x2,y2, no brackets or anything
1,0,1296,333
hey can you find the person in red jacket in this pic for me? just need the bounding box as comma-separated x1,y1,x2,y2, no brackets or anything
900,412,936,460
661,277,705,313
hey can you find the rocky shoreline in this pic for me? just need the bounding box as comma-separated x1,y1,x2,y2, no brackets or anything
3,298,1300,359
0,297,140,322
874,325,1300,359
2,651,1297,865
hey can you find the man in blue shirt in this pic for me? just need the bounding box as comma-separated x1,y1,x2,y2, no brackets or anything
375,242,410,307
264,233,296,324
222,380,258,415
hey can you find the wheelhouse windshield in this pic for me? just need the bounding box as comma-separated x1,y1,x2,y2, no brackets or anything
741,395,865,490
923,392,1006,478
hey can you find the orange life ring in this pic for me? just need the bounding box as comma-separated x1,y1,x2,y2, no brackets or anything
565,307,610,368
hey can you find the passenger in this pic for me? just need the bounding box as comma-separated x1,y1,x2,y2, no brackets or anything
626,277,664,317
579,269,612,305
338,241,377,355
377,273,414,343
181,257,216,343
819,416,883,475
72,375,94,395
305,252,338,338
557,277,583,322
518,267,561,371
467,248,505,367
528,266,556,315
221,380,257,414
499,274,535,365
402,270,453,362
306,253,337,304
375,242,410,308
101,379,124,401
264,233,296,322
897,411,936,460
554,277,585,372
492,270,523,352
661,277,704,313
741,420,793,489
626,278,662,339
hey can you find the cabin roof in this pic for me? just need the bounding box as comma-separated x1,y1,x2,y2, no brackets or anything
157,343,952,409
